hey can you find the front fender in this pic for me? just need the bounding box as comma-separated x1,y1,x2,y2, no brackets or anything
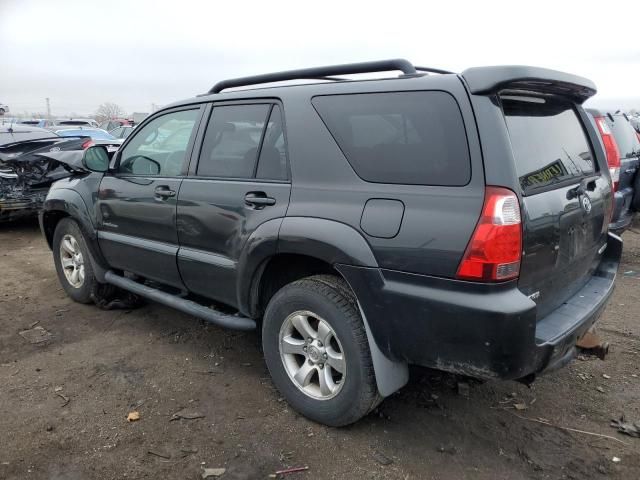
41,186,108,280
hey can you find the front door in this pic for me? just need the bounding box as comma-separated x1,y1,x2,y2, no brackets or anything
177,102,291,307
97,107,203,288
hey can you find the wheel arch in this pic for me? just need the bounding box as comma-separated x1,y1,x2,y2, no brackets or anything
237,217,408,397
41,189,109,281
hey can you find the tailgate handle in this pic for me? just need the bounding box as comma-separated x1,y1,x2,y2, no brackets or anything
566,175,599,200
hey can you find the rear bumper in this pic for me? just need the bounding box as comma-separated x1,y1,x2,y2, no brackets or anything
337,233,622,381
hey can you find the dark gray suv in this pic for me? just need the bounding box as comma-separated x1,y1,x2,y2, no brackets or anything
40,59,621,426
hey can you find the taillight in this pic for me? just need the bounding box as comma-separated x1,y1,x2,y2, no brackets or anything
81,139,94,149
456,187,522,282
593,116,621,192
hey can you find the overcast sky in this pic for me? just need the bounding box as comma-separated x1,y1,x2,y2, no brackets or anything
1,0,639,116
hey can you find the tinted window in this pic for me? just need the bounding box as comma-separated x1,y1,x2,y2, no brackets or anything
256,105,288,180
312,92,470,185
607,115,640,159
501,96,594,193
118,109,199,176
197,104,270,178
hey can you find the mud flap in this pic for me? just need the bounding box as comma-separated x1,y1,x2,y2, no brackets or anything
358,302,409,397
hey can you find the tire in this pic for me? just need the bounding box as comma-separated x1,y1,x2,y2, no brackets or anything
262,275,380,426
52,218,102,304
0,108,5,115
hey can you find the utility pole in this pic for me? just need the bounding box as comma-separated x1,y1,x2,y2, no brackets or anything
45,98,51,119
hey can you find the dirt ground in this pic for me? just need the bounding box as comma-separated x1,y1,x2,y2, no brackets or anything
1,219,639,480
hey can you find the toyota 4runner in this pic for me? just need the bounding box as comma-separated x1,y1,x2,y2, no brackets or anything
41,59,622,426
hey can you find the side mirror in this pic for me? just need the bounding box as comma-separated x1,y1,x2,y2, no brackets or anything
83,145,110,172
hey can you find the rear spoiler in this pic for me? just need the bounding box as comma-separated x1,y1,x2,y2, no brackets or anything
461,66,597,104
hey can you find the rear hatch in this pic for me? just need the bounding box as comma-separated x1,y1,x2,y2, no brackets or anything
500,95,611,319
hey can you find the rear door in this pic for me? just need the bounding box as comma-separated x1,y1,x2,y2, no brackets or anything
176,101,291,308
500,95,611,318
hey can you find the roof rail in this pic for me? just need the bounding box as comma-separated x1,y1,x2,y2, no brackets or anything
415,66,455,75
208,58,423,94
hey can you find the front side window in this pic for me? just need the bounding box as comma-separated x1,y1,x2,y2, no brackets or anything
312,91,471,186
118,109,199,176
197,104,270,178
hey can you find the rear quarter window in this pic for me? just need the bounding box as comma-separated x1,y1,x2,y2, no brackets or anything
312,91,471,186
501,95,595,194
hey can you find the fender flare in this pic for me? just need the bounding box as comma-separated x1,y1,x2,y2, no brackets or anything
41,188,108,282
238,216,408,397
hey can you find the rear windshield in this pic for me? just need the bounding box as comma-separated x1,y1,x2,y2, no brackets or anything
607,115,640,158
501,95,595,194
312,91,471,186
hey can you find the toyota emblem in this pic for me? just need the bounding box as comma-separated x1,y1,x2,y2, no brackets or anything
581,195,592,214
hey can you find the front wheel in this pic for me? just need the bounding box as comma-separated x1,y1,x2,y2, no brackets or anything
52,218,103,303
262,275,380,426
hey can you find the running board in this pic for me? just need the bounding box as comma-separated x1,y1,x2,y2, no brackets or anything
104,271,256,331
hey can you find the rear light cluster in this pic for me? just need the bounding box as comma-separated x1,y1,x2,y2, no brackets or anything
81,139,94,150
593,116,621,192
456,187,522,282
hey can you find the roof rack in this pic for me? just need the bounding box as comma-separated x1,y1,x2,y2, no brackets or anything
208,59,451,94
415,66,455,75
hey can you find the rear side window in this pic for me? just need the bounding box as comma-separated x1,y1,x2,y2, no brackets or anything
197,104,270,178
312,92,471,186
607,115,640,159
256,105,288,180
501,96,595,194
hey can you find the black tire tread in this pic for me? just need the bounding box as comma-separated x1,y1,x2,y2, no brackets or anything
266,274,380,425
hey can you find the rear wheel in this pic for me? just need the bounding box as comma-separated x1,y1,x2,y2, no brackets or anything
262,275,380,426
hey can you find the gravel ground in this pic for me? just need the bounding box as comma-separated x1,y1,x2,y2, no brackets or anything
1,218,639,480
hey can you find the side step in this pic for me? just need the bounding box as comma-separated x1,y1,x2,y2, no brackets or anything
104,271,256,331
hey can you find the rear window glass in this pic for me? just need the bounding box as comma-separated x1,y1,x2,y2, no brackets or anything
607,115,640,159
501,96,595,193
312,92,470,186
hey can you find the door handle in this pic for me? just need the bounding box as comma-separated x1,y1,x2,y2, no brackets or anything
245,192,276,208
154,185,176,198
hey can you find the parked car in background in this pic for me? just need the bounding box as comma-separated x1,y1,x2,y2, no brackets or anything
0,124,58,145
20,119,56,129
41,60,621,426
54,118,99,128
52,126,119,140
99,118,132,131
0,135,91,222
630,115,640,134
588,109,639,233
108,125,134,139
0,103,9,115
